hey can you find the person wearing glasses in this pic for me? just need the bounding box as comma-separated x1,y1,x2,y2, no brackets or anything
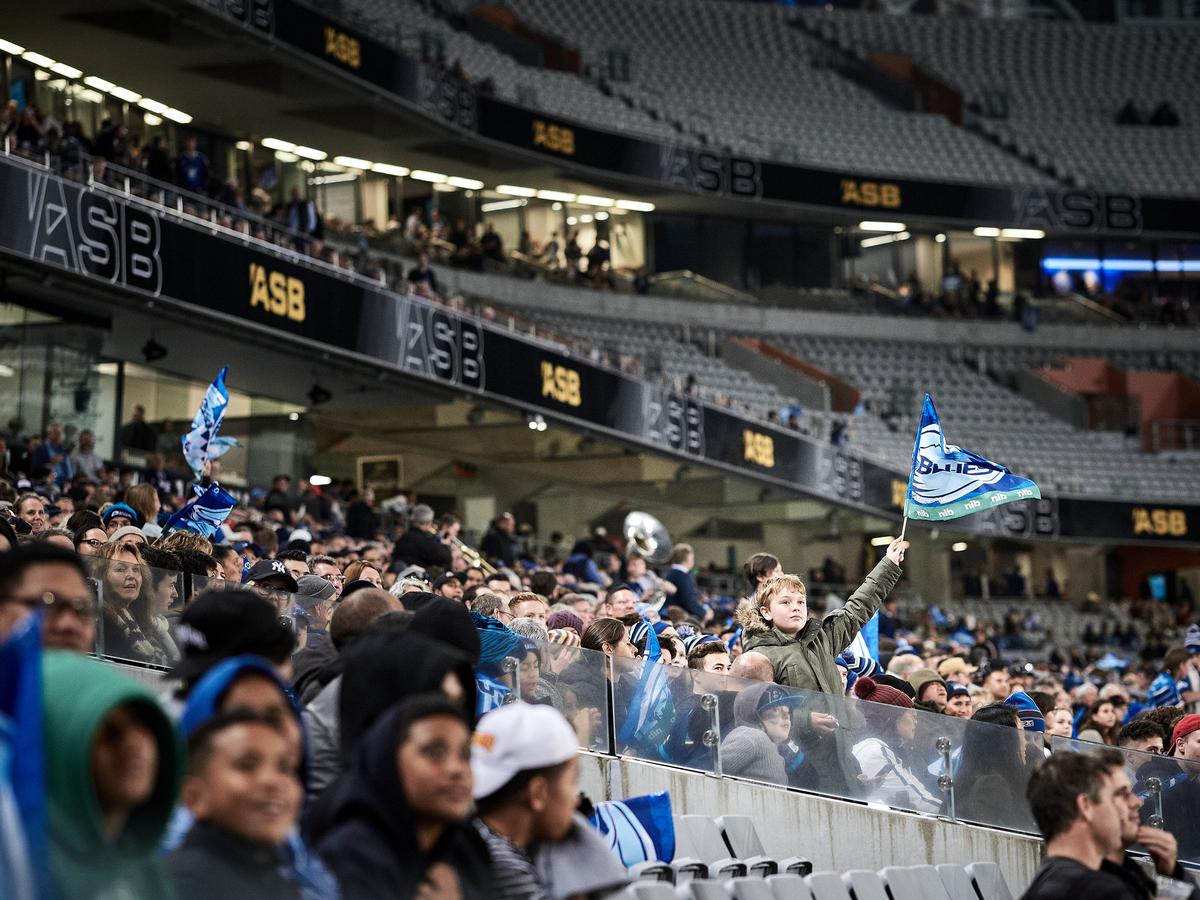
0,542,96,652
309,553,346,600
242,559,299,615
73,524,109,557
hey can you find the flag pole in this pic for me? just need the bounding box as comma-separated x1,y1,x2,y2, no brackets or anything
899,515,908,542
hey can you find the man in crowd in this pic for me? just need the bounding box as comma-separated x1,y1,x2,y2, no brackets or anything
481,513,519,569
406,251,439,299
0,543,95,653
69,429,104,481
981,666,1013,705
393,503,453,571
664,543,707,623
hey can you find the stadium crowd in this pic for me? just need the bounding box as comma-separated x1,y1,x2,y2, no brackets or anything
1,416,1200,899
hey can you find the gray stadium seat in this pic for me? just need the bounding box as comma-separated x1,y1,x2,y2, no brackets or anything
806,872,853,900
717,816,767,857
934,864,979,900
687,882,735,900
842,870,891,900
965,863,1014,900
906,866,954,900
730,878,779,900
631,861,677,883
627,883,680,900
768,873,815,900
779,858,814,877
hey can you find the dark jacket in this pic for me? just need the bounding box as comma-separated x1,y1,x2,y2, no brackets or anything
316,704,493,899
167,822,300,900
344,501,379,540
741,558,901,695
392,526,452,570
480,528,518,567
664,568,705,620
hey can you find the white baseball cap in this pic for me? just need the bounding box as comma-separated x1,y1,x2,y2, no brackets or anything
471,702,578,800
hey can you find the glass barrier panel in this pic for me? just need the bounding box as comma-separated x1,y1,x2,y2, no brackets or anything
1048,734,1200,866
502,640,611,753
87,556,185,669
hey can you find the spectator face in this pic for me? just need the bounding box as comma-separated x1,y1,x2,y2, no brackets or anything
9,561,95,653
760,587,807,636
605,589,636,619
17,497,48,533
982,670,1011,700
604,632,637,659
699,651,731,674
464,568,484,589
1089,768,1135,857
281,559,308,583
1123,734,1163,754
1046,710,1075,739
151,573,178,618
363,547,388,571
397,714,473,826
626,557,646,579
534,756,580,842
184,722,301,848
518,651,541,696
759,706,791,743
218,553,244,583
945,694,973,719
572,598,594,628
250,579,291,614
1092,702,1117,729
485,576,512,598
437,579,463,601
511,598,547,623
91,705,158,824
1176,730,1200,762
105,513,134,536
103,550,143,610
920,682,948,710
312,562,344,599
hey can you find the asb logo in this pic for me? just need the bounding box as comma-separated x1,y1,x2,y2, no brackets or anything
840,179,901,209
541,362,582,407
743,430,775,468
249,262,306,322
1132,507,1187,537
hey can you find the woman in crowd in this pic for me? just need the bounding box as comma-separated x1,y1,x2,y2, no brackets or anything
1045,707,1075,741
15,492,48,534
316,696,492,899
93,540,161,664
73,523,109,557
343,559,383,589
849,677,942,814
1076,698,1121,745
952,704,1037,831
134,546,183,665
125,483,163,539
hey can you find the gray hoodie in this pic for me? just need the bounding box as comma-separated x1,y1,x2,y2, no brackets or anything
719,682,787,785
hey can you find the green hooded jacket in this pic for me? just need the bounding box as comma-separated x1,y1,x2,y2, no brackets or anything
741,557,901,695
42,651,183,900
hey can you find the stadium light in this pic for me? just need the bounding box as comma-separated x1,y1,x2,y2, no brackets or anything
481,199,526,212
496,185,537,197
21,50,56,68
137,98,169,115
616,199,655,212
860,231,910,249
83,75,113,92
566,216,578,225
576,195,615,207
858,221,906,233
333,155,372,169
108,86,141,103
595,211,609,221
293,146,327,160
1041,257,1200,273
235,140,254,151
78,89,106,105
0,39,26,56
973,226,1001,237
448,176,485,190
935,233,946,243
579,213,594,224
50,62,82,79
410,170,447,183
951,542,969,552
999,228,1045,240
309,475,332,486
261,137,296,152
870,535,895,547
536,189,576,202
432,183,456,192
162,108,192,124
142,113,162,126
370,163,410,177
274,151,299,163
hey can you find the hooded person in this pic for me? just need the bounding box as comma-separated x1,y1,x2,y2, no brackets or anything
1004,690,1047,735
316,696,493,899
410,597,481,665
41,650,182,900
721,682,807,785
849,677,941,814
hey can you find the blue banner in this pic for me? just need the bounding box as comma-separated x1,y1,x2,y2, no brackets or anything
905,393,1039,522
181,367,230,479
588,792,675,866
162,483,237,539
0,615,45,900
616,627,675,756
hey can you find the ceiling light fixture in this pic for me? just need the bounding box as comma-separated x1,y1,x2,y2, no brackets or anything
0,39,26,56
973,226,1001,238
83,75,113,92
496,184,537,197
536,189,576,202
448,176,484,190
370,162,410,177
108,86,141,103
20,50,56,68
49,62,82,79
261,137,296,152
615,199,654,212
576,195,614,207
858,220,906,232
410,170,447,183
333,155,372,169
293,145,327,160
137,98,169,115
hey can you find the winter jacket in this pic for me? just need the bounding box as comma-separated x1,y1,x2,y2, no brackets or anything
42,651,182,900
741,558,901,695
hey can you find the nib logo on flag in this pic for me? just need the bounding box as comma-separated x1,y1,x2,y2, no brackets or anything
905,394,1039,521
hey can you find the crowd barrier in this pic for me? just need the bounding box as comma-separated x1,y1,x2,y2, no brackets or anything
83,559,1200,866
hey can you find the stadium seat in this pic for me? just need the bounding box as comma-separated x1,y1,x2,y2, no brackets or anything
673,859,712,884
687,881,736,900
965,862,1014,900
631,861,678,883
717,815,779,877
730,878,779,900
677,815,749,876
806,871,854,900
842,869,891,900
934,864,979,900
906,865,955,900
780,858,814,877
767,873,815,900
626,883,681,900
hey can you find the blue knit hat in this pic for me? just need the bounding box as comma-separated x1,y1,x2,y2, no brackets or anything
1004,690,1045,733
683,633,719,655
1186,624,1200,656
629,618,652,646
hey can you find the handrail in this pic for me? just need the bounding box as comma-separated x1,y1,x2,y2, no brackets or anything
650,269,758,305
1060,291,1129,324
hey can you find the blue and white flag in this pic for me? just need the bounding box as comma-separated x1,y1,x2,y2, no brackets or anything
475,674,510,717
181,367,230,479
588,792,675,866
207,436,242,461
617,626,675,756
0,614,46,900
844,613,879,666
905,393,1039,522
162,482,237,539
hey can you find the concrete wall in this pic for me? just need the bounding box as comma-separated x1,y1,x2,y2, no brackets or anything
577,753,1042,895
